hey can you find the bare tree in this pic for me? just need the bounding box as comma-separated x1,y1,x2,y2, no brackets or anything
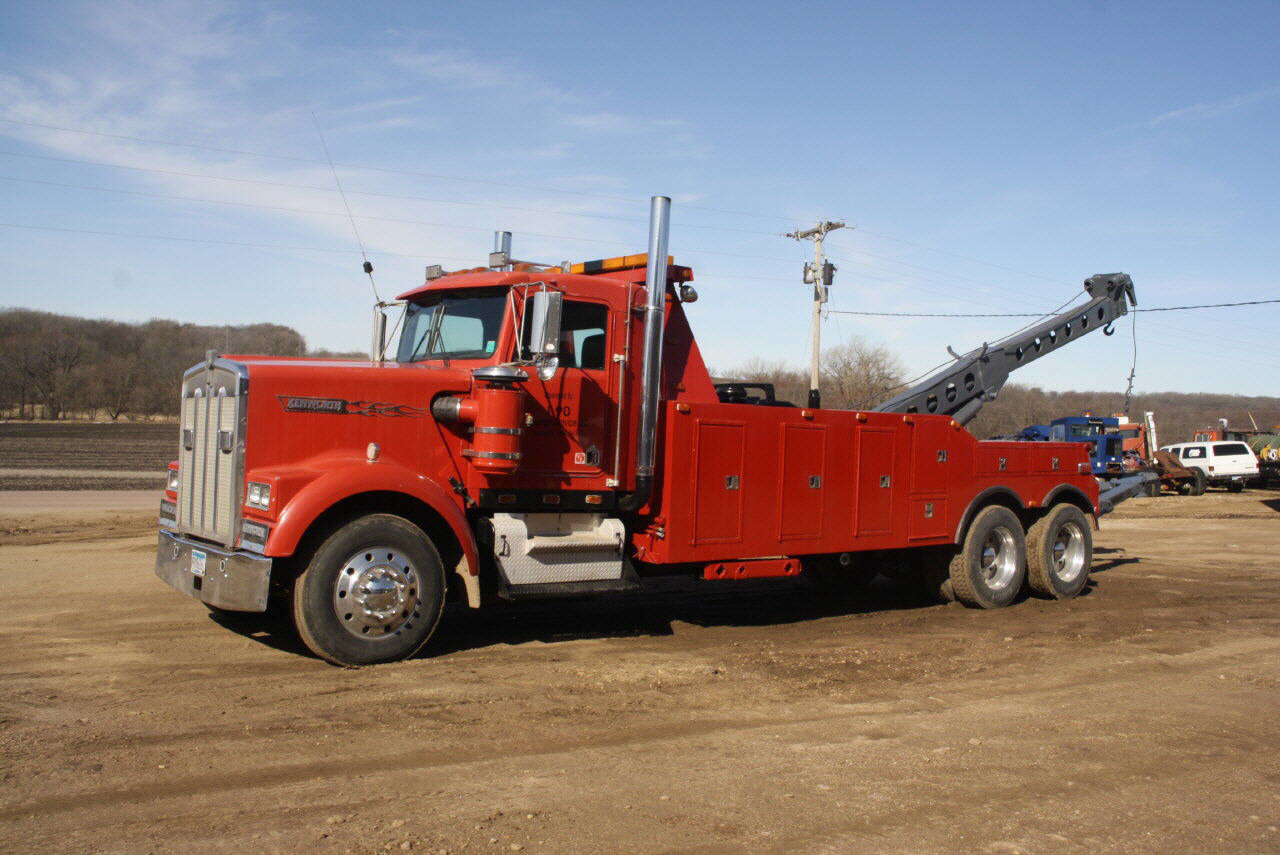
820,340,906,410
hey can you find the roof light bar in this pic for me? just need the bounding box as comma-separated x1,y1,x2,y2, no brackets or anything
570,254,673,275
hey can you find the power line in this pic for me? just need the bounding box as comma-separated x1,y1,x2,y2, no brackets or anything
0,115,1100,280
0,220,458,261
1132,299,1280,312
827,299,1280,317
0,145,1084,303
0,170,1014,281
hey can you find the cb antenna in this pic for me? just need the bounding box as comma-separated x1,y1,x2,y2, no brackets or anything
312,112,381,303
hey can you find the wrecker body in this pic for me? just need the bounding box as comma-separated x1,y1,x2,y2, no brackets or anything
157,197,1140,665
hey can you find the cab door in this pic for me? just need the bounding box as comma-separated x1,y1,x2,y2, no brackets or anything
519,297,615,482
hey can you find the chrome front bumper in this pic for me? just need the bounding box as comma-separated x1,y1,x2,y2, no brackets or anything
155,530,273,612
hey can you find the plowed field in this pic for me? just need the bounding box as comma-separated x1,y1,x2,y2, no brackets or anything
0,422,173,489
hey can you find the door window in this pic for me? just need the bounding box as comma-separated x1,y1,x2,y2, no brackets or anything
522,299,608,369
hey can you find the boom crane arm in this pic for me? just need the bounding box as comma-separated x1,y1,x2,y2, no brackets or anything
873,273,1137,425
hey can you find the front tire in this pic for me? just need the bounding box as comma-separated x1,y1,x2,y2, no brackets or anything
1025,504,1092,599
1191,469,1208,496
292,514,446,666
949,506,1026,609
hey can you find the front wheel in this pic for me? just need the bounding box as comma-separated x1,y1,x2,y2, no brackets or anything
949,506,1026,609
1025,504,1092,599
292,514,446,666
1191,469,1208,496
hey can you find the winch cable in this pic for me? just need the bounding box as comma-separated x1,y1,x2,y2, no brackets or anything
312,112,381,305
1123,305,1138,417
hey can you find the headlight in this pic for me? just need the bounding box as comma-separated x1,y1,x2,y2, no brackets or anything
167,469,180,492
246,481,271,510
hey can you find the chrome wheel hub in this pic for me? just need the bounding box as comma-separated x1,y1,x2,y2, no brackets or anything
980,527,1018,590
1051,522,1087,583
333,547,420,639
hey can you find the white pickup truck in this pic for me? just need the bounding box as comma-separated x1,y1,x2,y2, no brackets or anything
1160,441,1259,492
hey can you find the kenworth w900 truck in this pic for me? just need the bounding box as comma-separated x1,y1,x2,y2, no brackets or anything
156,197,1144,665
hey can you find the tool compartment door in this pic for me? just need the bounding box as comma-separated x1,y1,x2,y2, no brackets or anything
692,420,746,545
854,427,896,536
779,423,826,541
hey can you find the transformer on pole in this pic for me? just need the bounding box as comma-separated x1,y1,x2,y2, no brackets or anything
786,220,845,408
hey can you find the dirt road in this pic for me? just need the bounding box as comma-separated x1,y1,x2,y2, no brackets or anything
1,490,1277,854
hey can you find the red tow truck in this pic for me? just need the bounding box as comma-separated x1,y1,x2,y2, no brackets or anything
157,197,1140,665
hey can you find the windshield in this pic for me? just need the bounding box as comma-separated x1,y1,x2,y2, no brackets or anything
396,289,508,363
1067,423,1103,439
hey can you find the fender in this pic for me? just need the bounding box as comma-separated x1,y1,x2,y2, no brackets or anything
267,458,480,588
953,485,1026,542
1041,483,1098,515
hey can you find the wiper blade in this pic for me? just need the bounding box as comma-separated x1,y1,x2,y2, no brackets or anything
424,303,448,356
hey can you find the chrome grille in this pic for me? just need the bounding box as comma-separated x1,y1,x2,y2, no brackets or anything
176,358,247,546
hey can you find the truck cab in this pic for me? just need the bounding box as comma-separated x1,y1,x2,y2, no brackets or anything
1019,416,1142,476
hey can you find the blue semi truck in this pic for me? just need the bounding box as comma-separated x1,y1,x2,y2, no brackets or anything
1016,415,1141,476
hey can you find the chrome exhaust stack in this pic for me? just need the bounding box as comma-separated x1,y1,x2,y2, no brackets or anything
621,195,671,511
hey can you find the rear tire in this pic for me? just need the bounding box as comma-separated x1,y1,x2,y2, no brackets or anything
1025,504,1092,600
292,514,446,666
949,506,1026,609
1143,480,1161,498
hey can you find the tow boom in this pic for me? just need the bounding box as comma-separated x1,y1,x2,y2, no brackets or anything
874,273,1137,425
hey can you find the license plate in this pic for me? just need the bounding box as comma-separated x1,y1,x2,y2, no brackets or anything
190,549,207,578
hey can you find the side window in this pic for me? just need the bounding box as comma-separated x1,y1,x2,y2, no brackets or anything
1182,446,1205,459
559,301,608,370
1213,443,1249,456
519,299,608,369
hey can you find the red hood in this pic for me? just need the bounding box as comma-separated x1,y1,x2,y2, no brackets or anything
229,356,475,476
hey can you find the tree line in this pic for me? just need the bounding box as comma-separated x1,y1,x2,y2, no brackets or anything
2,307,1275,443
0,309,314,420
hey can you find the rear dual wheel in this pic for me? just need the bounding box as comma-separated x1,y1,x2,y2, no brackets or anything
292,514,447,666
949,506,1027,609
1025,504,1092,600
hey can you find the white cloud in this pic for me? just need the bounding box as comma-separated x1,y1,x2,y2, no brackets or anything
1147,86,1277,127
562,111,688,134
387,47,575,103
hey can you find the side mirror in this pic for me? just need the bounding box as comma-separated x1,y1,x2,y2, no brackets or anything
525,290,563,378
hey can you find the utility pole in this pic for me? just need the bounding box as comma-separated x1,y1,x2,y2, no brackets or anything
786,220,845,408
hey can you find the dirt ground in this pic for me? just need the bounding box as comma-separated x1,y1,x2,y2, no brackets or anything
1,489,1277,854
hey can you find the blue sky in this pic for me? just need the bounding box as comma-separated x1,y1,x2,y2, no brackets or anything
1,0,1277,395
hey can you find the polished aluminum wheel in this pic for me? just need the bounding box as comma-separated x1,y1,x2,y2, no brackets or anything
1050,521,1087,583
333,547,420,638
980,526,1019,591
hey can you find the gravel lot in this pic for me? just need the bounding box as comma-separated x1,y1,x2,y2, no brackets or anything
0,489,1277,854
